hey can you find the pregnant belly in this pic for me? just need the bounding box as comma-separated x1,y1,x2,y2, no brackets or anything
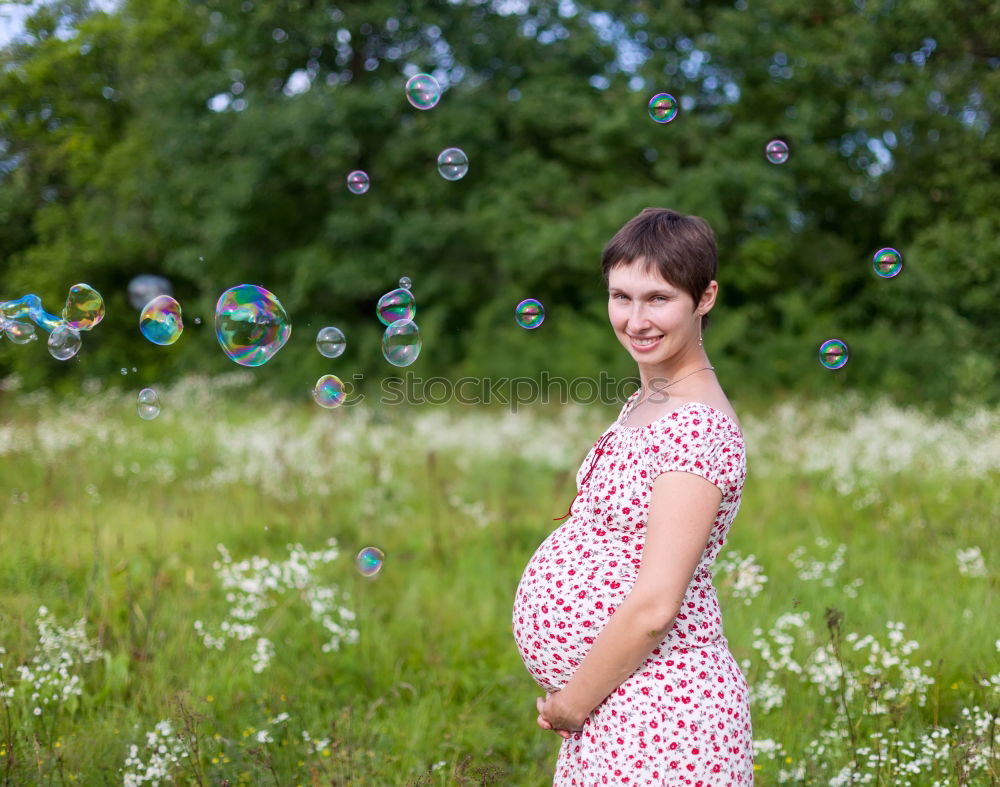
511,520,634,692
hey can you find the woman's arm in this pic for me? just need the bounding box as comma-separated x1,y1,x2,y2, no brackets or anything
542,594,676,728
541,469,723,727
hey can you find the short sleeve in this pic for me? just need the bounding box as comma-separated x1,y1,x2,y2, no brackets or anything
643,409,739,496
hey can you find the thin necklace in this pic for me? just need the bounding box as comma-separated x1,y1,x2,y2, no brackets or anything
633,366,715,409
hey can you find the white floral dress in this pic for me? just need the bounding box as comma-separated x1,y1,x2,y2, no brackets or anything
512,393,753,786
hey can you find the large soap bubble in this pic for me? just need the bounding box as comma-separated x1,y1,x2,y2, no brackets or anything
140,295,184,345
47,324,82,361
376,288,416,326
62,283,105,331
128,275,173,310
382,319,421,367
2,294,62,332
316,326,346,359
214,284,291,367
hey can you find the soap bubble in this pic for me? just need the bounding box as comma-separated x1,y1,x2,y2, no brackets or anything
62,283,105,331
47,324,82,361
765,139,790,164
128,275,172,311
437,147,469,181
137,388,161,420
347,170,370,195
399,276,412,290
312,374,346,408
2,293,62,332
819,339,849,370
382,319,421,367
873,247,902,278
140,295,184,345
0,295,32,322
648,93,678,123
376,287,416,326
316,326,346,359
405,73,441,110
4,320,37,344
214,284,291,367
356,546,384,577
30,303,64,333
515,298,545,329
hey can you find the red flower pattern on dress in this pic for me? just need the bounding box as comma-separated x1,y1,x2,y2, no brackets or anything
512,396,753,785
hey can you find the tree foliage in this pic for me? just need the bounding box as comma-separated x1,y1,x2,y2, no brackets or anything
2,0,998,413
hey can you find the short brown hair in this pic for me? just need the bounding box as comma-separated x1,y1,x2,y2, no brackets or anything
601,208,718,332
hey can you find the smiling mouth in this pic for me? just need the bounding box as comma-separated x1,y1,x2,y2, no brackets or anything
629,335,663,347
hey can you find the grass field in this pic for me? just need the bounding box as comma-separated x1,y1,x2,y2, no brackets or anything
0,373,997,785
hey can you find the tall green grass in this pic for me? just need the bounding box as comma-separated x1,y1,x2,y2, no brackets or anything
0,377,996,784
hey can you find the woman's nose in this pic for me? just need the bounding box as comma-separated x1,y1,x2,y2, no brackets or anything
626,304,649,330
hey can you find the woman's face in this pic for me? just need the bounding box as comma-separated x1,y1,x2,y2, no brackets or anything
607,261,712,366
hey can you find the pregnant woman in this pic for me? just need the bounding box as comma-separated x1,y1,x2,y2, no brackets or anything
512,207,753,785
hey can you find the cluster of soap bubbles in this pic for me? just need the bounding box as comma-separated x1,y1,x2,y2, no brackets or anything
813,247,904,369
377,277,421,368
648,90,794,167
0,284,105,360
646,90,905,372
311,275,425,409
346,75,469,197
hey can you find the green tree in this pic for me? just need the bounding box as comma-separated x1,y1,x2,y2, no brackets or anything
2,0,998,413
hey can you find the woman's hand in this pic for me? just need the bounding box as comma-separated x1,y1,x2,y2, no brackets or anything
535,691,586,740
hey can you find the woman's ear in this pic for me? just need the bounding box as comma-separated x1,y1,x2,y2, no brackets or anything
698,281,718,312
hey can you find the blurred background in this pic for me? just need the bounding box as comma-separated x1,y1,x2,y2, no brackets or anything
2,0,998,413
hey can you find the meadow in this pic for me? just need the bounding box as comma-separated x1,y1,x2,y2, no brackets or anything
0,373,997,785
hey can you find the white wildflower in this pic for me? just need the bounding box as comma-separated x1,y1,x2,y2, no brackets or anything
121,719,188,785
713,551,768,604
12,607,104,718
195,540,358,671
956,546,987,578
